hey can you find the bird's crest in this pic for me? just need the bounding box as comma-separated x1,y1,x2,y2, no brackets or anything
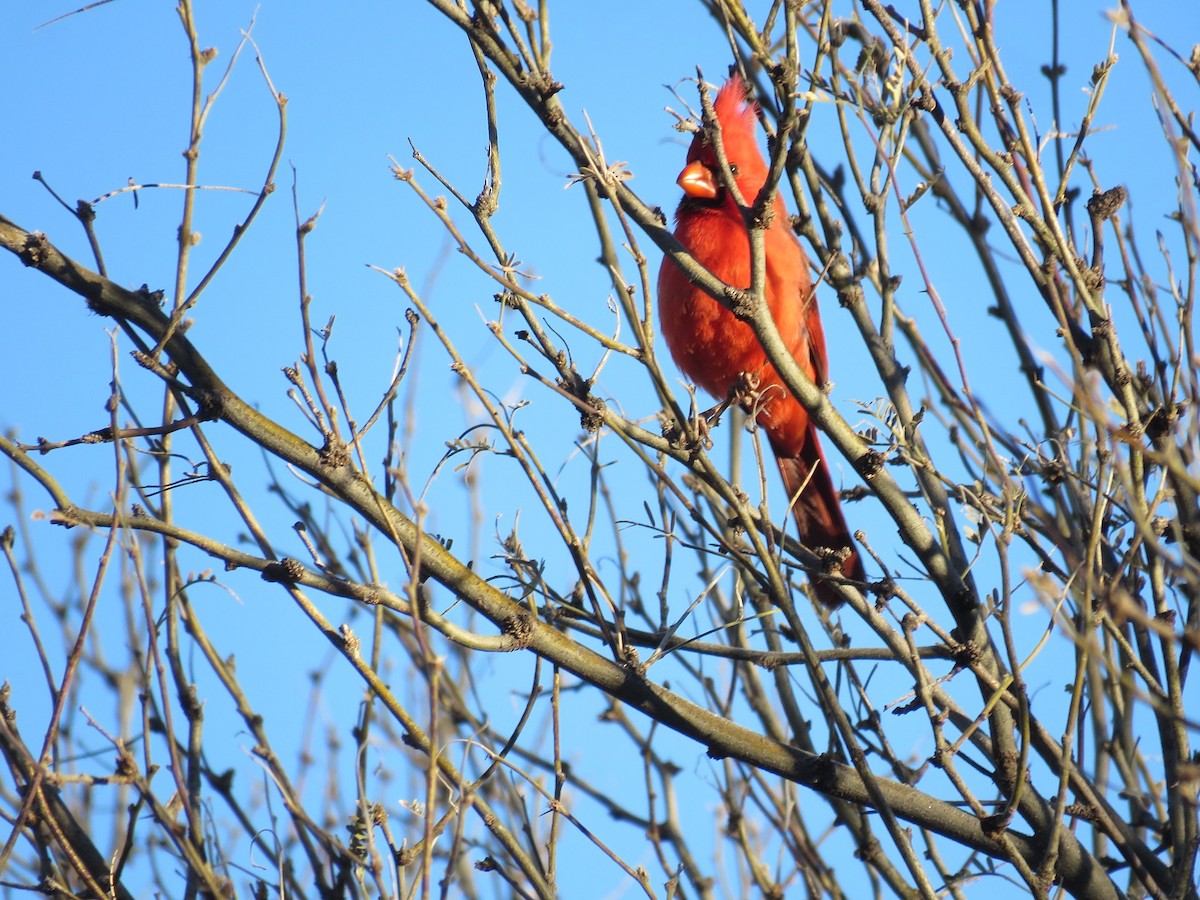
697,75,766,184
711,75,758,138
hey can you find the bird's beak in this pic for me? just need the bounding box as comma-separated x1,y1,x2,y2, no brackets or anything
676,160,719,200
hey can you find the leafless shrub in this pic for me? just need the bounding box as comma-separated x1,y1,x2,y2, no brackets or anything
1,2,1197,898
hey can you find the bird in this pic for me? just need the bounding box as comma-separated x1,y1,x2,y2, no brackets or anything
656,74,864,606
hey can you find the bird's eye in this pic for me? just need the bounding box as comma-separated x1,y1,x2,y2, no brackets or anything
729,164,740,176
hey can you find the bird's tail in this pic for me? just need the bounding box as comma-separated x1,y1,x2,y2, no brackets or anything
772,427,864,607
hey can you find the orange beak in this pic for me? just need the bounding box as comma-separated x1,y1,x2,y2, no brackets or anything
676,160,719,200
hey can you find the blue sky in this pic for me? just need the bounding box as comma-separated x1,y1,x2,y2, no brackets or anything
3,2,1199,897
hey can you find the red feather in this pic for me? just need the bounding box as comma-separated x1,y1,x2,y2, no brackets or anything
657,76,864,606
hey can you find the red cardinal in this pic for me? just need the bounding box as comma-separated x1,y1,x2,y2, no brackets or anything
657,75,864,606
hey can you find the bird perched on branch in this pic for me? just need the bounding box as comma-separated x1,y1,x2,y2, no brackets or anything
657,75,864,606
